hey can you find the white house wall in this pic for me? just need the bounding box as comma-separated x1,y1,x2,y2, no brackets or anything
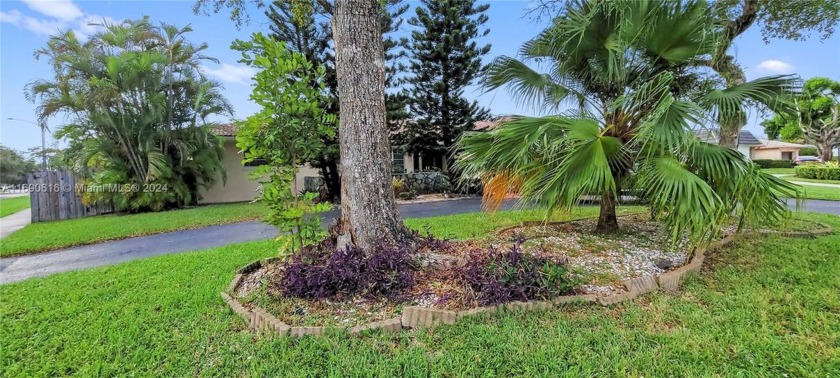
736,144,752,159
200,139,323,204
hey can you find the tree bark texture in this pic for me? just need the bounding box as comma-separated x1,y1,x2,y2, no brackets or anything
596,191,619,233
332,0,409,251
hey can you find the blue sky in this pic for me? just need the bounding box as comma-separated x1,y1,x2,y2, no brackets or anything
1,0,838,153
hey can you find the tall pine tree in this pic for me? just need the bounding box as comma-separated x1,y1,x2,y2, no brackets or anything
402,0,491,177
264,0,409,199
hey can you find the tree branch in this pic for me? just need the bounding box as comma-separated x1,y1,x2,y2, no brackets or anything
713,0,760,68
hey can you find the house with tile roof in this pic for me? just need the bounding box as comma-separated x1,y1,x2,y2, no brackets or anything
694,128,815,161
751,140,816,161
694,129,763,159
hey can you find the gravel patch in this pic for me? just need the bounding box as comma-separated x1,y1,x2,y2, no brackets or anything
503,214,692,294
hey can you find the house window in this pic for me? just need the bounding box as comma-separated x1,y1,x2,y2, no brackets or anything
782,151,793,160
392,150,405,173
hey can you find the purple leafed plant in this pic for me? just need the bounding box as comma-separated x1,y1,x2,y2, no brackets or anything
459,235,574,305
276,239,417,300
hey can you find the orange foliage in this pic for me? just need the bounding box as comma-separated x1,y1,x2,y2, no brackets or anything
482,172,522,211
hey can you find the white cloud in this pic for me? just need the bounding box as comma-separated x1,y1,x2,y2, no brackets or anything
0,9,23,24
0,9,64,36
756,60,796,74
22,0,83,21
0,0,117,39
200,64,257,85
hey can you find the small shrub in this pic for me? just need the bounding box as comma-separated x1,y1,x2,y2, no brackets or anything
799,147,818,156
392,178,406,196
459,237,574,305
753,159,793,169
277,239,417,300
398,190,417,200
795,162,840,180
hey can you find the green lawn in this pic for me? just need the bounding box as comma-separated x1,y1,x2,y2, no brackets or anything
761,167,795,175
788,176,840,185
0,196,30,218
792,184,840,201
1,210,838,376
760,168,840,201
0,202,267,257
404,205,644,239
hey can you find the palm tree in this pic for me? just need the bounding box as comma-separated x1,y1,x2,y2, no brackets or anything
457,0,797,245
28,18,231,211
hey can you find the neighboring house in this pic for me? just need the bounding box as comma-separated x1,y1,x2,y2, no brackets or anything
392,116,510,173
201,123,447,204
750,140,815,161
198,124,319,204
693,128,816,161
695,129,763,159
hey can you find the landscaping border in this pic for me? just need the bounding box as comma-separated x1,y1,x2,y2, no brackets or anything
221,223,833,338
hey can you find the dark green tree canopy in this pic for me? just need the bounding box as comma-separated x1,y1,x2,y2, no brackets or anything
400,0,491,174
0,145,37,185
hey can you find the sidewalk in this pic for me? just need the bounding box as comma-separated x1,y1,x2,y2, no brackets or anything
0,209,31,239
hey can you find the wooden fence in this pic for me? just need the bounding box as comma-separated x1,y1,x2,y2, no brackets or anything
27,170,113,223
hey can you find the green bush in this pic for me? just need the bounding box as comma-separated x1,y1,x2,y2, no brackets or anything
753,159,793,169
798,147,818,156
795,163,840,180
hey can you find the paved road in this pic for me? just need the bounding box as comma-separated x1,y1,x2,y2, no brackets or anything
786,198,840,215
1,197,836,285
0,198,519,284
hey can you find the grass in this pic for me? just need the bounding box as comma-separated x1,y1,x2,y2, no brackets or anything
1,210,838,376
792,184,840,201
0,202,267,257
0,196,30,218
760,168,840,201
403,205,644,239
788,176,840,185
761,167,795,175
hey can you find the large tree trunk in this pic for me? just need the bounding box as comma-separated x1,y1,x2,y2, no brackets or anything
596,191,619,233
819,141,834,162
332,0,410,251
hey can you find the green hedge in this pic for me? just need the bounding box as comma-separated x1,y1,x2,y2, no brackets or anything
754,159,793,169
799,147,818,156
795,164,840,180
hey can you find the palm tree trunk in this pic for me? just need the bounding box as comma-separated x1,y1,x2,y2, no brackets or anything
332,0,410,251
596,191,619,233
717,66,747,149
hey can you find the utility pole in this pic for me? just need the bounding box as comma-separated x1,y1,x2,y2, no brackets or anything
6,117,48,171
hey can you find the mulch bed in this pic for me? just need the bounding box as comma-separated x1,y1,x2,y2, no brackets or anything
236,214,695,327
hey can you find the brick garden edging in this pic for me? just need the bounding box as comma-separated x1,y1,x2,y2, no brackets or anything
221,223,833,338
